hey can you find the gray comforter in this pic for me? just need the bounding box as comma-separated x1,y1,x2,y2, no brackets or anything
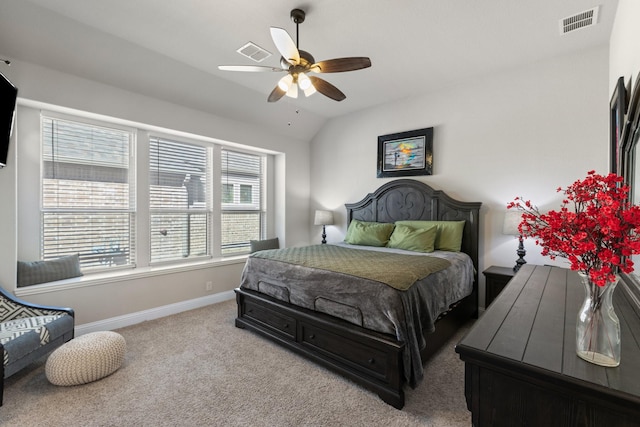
239,242,474,387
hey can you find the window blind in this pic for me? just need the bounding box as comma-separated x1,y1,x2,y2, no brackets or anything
149,137,210,262
41,117,135,270
221,150,264,255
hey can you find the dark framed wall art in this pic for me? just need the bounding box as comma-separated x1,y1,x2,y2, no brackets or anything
610,76,628,174
377,127,433,178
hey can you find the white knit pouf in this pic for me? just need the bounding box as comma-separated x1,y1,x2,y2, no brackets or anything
45,331,126,386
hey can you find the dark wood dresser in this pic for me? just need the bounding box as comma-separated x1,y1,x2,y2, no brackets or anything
456,264,640,427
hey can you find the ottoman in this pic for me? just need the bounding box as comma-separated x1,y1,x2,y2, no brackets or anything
45,331,126,386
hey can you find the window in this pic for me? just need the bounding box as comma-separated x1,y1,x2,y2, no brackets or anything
41,116,135,271
31,109,271,282
149,137,210,263
221,150,265,255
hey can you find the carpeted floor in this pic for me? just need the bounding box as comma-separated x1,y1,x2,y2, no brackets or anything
0,299,473,426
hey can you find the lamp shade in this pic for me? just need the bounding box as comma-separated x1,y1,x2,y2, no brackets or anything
278,74,293,91
503,211,523,236
298,72,312,90
286,82,298,98
314,210,334,226
303,83,317,97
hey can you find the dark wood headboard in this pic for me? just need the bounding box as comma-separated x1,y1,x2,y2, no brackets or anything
345,179,482,274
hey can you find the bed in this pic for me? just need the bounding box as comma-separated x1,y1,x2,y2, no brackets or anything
234,179,481,409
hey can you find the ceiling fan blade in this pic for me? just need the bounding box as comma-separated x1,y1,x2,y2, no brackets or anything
270,27,300,65
310,57,371,73
218,65,286,72
267,85,287,103
309,76,346,101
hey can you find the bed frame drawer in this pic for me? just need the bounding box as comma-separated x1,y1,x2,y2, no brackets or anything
242,299,296,340
300,322,389,380
235,287,405,409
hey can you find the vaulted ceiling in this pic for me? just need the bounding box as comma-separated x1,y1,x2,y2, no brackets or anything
0,0,619,141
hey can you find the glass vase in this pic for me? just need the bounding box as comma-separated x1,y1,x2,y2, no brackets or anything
576,272,620,367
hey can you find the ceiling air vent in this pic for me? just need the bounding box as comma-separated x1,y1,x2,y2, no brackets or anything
236,42,272,63
560,6,599,35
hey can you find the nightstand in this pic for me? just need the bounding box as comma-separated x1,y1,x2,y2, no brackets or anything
483,266,516,307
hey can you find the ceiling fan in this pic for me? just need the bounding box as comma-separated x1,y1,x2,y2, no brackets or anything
218,8,371,103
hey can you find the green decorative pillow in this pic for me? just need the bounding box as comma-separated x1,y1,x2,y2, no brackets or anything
17,253,83,287
344,220,395,247
387,223,437,253
396,220,466,252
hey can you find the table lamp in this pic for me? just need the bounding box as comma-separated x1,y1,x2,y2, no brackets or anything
503,211,526,272
314,210,334,244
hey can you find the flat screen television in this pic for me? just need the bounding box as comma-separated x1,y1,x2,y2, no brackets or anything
0,71,18,169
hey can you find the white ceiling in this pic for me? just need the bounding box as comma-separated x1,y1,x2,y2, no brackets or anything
0,0,619,141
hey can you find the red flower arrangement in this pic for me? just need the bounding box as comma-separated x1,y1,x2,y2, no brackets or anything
508,171,640,286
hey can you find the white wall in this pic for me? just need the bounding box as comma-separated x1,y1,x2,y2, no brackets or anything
609,0,640,92
310,47,610,308
0,59,312,325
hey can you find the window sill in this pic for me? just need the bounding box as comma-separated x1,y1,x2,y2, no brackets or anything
15,255,248,297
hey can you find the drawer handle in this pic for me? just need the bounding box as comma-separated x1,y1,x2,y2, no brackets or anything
368,358,375,364
309,334,315,339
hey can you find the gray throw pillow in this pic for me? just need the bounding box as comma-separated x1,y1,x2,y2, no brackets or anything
17,254,83,287
250,238,280,253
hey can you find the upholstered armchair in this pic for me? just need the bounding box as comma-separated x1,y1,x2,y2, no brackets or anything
0,286,74,405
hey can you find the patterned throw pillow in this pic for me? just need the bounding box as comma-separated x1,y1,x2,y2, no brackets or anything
0,315,63,345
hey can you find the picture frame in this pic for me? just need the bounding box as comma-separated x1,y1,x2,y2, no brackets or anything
610,76,627,174
377,127,433,178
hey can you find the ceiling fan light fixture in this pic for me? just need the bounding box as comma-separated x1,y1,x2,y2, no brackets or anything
286,82,298,98
303,84,317,97
298,72,312,90
278,74,294,91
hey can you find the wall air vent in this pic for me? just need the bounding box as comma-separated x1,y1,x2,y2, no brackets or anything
236,42,272,63
560,6,599,35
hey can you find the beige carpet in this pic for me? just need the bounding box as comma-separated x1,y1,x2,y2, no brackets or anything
0,299,473,426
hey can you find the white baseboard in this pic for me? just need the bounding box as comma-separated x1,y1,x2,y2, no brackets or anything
74,290,235,335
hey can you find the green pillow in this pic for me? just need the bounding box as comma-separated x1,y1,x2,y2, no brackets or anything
387,223,437,253
396,220,466,251
344,220,395,247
